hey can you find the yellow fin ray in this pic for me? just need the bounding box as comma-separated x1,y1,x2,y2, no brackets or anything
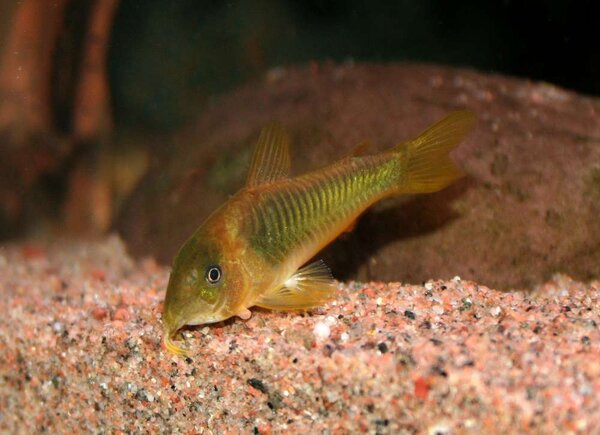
395,111,475,193
246,122,291,187
255,260,337,311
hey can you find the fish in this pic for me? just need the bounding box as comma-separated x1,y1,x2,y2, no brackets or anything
162,111,475,355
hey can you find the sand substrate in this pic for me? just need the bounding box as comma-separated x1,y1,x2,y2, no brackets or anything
0,237,598,433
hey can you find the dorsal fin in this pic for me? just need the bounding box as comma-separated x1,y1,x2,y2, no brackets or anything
246,122,291,187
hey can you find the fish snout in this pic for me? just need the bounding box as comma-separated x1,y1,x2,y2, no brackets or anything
162,288,222,336
162,299,223,356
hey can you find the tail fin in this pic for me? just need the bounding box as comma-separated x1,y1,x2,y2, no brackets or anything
394,111,475,194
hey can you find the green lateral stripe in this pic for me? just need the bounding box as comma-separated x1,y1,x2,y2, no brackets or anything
248,154,399,263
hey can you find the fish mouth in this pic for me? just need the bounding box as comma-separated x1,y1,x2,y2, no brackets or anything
162,310,226,356
186,312,227,326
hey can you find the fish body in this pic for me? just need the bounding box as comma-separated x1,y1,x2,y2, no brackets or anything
163,112,475,355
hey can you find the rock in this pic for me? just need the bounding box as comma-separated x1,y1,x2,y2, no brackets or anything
115,62,600,289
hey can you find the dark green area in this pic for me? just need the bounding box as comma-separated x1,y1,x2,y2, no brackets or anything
109,0,598,132
248,157,397,263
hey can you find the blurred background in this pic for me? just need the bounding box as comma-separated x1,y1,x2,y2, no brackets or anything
0,0,597,244
110,0,598,132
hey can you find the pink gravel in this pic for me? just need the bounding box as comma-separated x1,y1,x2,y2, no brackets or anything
0,237,599,433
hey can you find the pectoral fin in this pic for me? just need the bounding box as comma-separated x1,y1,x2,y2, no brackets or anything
255,260,337,311
246,122,291,187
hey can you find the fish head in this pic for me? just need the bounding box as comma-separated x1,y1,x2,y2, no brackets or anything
162,225,248,353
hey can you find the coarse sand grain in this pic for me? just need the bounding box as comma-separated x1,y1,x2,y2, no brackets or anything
0,236,598,433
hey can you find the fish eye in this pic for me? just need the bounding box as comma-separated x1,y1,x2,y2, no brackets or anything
205,265,222,284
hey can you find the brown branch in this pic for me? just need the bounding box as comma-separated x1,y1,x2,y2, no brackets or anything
0,0,68,139
72,0,120,141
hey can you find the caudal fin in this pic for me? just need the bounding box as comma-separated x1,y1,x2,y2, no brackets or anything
394,111,475,194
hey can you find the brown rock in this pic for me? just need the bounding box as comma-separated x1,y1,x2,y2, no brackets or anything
115,62,600,289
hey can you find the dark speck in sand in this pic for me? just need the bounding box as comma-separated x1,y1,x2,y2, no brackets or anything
248,378,268,394
431,365,448,378
460,298,473,310
267,392,283,411
375,419,390,427
228,340,238,352
404,309,416,320
430,338,443,346
377,342,389,353
135,389,149,401
323,344,335,357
